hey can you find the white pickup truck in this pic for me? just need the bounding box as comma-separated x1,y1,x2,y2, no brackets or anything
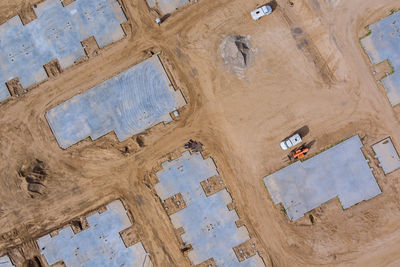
280,133,302,150
251,5,272,21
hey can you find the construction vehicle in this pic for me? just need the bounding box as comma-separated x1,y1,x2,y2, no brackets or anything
280,133,302,150
251,5,272,20
288,145,309,161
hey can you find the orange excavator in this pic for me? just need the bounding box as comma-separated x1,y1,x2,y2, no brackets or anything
288,145,309,161
293,147,309,159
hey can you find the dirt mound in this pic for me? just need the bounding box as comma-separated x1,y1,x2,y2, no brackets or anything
18,159,48,197
220,35,254,79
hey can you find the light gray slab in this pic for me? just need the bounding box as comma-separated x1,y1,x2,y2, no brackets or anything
147,0,190,15
264,135,381,221
372,137,400,174
0,84,10,102
37,200,150,267
155,151,265,267
0,0,127,103
360,11,400,106
0,255,14,267
46,55,186,149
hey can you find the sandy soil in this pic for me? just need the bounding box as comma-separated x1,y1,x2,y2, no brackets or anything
1,0,400,266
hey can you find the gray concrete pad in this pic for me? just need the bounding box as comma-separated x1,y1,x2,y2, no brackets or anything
37,200,150,267
155,151,265,267
0,255,14,267
0,0,126,103
361,11,400,106
372,137,400,174
0,84,10,103
147,0,190,15
46,55,186,149
264,135,382,221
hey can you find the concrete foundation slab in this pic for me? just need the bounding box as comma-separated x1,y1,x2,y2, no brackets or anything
0,255,14,267
46,55,186,148
0,85,10,102
155,151,265,267
147,0,190,15
0,0,126,103
264,135,382,221
361,11,400,106
372,137,400,174
37,200,150,267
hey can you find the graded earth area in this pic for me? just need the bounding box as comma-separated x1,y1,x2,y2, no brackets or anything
1,0,400,266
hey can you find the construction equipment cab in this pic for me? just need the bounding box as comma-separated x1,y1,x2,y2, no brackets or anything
280,133,302,150
251,5,272,20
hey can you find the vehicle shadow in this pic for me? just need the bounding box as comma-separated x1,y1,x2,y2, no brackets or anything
282,125,309,142
290,125,309,139
304,139,316,149
269,0,278,11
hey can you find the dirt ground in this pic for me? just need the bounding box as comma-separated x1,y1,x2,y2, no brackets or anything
1,0,400,266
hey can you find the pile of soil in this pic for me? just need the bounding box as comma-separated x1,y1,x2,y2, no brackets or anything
18,159,48,197
220,35,254,79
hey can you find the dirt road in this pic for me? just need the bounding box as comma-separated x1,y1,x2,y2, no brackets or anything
1,0,400,266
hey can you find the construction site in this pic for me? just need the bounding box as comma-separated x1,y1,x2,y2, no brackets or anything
1,0,400,266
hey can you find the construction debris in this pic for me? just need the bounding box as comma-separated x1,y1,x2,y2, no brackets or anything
184,139,203,152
